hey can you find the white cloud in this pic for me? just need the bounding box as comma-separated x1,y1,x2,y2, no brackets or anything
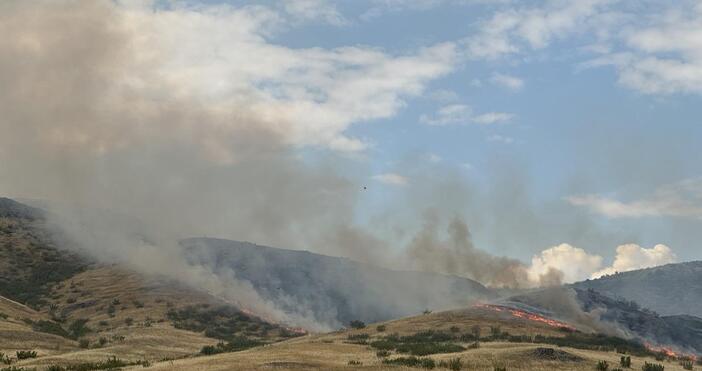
592,244,677,278
487,134,514,144
420,104,472,125
420,104,513,126
527,242,677,284
465,0,612,59
473,112,515,124
528,243,603,284
92,2,458,155
282,0,348,26
491,72,524,91
567,178,702,219
372,173,409,186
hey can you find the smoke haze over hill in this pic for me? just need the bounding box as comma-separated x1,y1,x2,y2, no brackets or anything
0,1,690,329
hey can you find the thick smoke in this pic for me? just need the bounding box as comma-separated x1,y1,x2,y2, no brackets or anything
0,0,370,330
0,1,674,330
407,212,529,288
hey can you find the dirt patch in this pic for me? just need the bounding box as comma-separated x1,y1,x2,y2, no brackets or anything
530,347,583,362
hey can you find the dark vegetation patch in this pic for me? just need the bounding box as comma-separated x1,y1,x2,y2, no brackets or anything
199,338,263,355
43,357,151,371
168,304,301,354
530,347,583,362
167,305,287,341
370,331,466,356
382,356,436,369
24,318,91,340
0,210,90,309
370,327,659,360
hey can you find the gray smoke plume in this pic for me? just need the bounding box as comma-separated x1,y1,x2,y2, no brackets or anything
0,0,614,329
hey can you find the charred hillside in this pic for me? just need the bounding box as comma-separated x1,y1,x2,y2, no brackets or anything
182,237,497,327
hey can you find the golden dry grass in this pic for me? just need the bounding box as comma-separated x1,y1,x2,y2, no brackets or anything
119,306,692,371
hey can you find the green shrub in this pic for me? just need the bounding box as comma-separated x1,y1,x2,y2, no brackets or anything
346,333,369,344
621,356,631,368
376,325,386,332
494,367,507,371
680,359,694,370
106,304,116,317
642,362,664,371
438,357,462,371
369,331,465,356
199,338,263,355
79,339,90,349
596,360,609,371
383,356,435,369
32,320,70,338
349,320,365,329
125,317,134,326
376,350,390,358
15,350,37,360
449,326,460,333
348,360,362,365
0,313,8,320
0,352,11,365
132,300,145,308
68,318,90,339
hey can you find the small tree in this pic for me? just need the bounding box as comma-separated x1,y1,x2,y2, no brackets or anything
471,325,481,340
349,320,366,329
596,360,609,371
620,355,631,368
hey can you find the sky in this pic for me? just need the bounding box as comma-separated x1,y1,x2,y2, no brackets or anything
1,0,702,287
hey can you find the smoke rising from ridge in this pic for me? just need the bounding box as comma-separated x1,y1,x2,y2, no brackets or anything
0,1,681,329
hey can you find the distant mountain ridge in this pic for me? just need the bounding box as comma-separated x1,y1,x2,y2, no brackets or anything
571,261,702,318
181,237,497,327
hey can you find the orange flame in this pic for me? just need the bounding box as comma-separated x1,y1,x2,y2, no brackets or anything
475,304,575,331
644,342,696,360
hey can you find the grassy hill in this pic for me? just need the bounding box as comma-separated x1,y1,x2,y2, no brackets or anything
0,199,302,369
115,306,698,370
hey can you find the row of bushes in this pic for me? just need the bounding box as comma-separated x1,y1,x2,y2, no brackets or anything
200,338,263,355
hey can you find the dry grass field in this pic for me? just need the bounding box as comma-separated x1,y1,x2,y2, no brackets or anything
2,275,694,371
111,307,694,371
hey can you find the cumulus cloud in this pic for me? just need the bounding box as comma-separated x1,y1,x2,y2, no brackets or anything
420,104,513,125
526,242,678,284
465,0,612,59
373,173,409,186
491,72,524,91
592,244,677,278
567,178,702,219
528,244,603,284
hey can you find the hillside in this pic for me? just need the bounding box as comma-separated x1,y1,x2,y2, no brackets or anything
111,306,696,370
0,198,302,368
182,237,497,327
506,287,702,353
572,261,702,317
